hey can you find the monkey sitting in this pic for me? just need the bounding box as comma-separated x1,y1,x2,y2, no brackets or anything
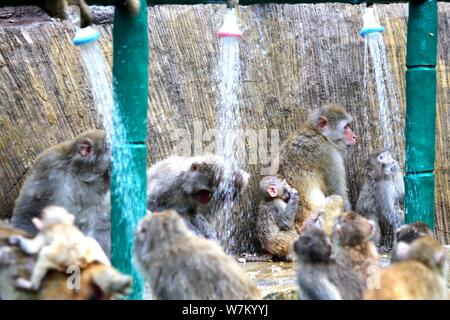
38,0,140,28
364,236,448,300
391,221,434,263
146,155,249,241
9,206,114,291
294,227,365,300
256,175,298,261
356,150,404,252
278,104,357,233
332,211,379,283
134,210,260,300
11,129,111,255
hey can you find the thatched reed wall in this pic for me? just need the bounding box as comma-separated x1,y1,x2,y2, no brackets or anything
0,4,449,251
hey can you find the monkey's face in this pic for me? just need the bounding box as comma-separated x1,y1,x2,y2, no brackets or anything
376,151,398,176
333,212,374,246
294,228,332,263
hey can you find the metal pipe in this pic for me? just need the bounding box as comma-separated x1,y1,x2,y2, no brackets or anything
404,0,438,229
110,0,148,299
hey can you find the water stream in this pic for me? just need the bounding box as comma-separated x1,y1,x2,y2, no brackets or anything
214,10,244,253
363,32,402,154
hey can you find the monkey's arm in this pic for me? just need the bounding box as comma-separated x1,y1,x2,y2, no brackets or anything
274,190,299,230
9,234,46,255
185,214,219,242
324,170,351,211
298,275,342,300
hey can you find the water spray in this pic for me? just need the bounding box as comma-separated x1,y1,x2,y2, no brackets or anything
68,6,100,46
359,5,385,37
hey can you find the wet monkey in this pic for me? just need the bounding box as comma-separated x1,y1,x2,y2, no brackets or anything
11,130,111,255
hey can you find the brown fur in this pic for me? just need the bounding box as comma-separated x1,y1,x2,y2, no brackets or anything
301,195,345,237
135,210,260,300
364,236,448,300
279,104,354,232
333,212,379,281
256,175,298,261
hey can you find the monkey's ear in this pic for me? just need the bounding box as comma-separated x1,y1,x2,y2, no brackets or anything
267,186,278,198
316,116,328,130
32,217,44,230
190,163,198,171
78,139,93,158
367,170,375,178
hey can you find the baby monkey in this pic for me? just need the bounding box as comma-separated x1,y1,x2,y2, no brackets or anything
256,175,299,261
135,210,259,300
356,150,404,252
364,235,448,300
294,228,365,300
9,206,112,291
391,221,434,263
332,211,379,282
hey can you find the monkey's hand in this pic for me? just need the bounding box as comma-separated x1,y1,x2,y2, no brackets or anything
15,278,38,291
8,235,22,246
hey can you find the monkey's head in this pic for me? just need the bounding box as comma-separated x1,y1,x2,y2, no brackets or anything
396,236,447,276
68,130,110,181
33,206,75,231
135,210,190,262
294,228,332,263
367,150,399,180
259,175,292,201
394,222,433,244
309,104,356,148
333,212,375,246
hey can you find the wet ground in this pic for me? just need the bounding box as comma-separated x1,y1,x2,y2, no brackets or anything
240,248,450,299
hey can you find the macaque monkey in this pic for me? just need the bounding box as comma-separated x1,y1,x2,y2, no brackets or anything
11,129,111,255
146,155,249,240
134,210,260,300
0,224,131,300
256,175,298,261
294,228,365,300
279,104,357,233
332,212,379,282
8,206,114,291
364,236,448,300
300,195,345,238
356,150,404,252
38,0,140,28
391,221,433,263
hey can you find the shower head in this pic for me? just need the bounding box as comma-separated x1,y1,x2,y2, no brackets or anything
359,7,385,37
217,8,243,38
73,26,101,46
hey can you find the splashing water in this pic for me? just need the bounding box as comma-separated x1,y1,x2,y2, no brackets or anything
363,32,402,154
214,9,244,253
77,35,144,299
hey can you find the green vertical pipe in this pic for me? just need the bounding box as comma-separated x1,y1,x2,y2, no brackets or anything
111,0,148,300
404,0,437,229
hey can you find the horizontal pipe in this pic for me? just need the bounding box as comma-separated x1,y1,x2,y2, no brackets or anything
3,0,450,7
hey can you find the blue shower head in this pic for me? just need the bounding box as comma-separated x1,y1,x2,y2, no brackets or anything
73,26,101,46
